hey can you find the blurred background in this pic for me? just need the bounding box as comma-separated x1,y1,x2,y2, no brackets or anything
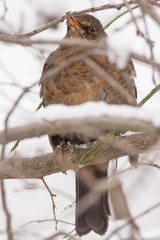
0,0,160,239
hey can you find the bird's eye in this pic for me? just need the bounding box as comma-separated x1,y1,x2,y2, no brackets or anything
90,26,95,32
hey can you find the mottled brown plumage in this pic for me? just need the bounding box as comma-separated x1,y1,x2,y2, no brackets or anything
40,14,138,236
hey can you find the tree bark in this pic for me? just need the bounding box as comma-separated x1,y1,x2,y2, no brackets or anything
0,133,158,179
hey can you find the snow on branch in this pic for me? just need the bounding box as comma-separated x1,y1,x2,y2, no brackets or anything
1,103,159,180
0,102,160,145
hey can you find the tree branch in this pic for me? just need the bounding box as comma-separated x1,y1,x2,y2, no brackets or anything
0,133,158,179
16,1,135,38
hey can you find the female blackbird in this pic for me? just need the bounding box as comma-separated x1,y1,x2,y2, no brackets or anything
40,14,137,236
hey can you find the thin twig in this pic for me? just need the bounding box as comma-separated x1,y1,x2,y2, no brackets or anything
104,5,139,29
66,233,77,240
20,218,74,228
62,201,75,213
41,178,58,230
1,0,8,20
44,231,76,240
0,180,13,240
63,229,76,239
138,84,160,106
125,0,142,36
140,161,160,169
138,0,156,85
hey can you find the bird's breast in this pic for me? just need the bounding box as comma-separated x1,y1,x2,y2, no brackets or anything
41,53,136,106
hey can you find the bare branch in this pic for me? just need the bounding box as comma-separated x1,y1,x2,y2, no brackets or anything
0,34,159,72
130,52,160,70
1,81,38,160
16,1,135,38
109,176,142,239
20,218,74,228
139,0,160,26
107,201,160,239
0,34,93,47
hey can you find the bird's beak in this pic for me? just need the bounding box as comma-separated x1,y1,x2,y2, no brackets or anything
69,17,85,31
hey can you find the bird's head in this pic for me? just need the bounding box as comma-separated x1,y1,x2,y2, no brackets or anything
66,14,106,40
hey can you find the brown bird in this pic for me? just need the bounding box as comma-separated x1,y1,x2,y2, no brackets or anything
39,14,138,236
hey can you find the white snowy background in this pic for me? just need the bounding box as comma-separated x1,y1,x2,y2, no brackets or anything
0,0,160,239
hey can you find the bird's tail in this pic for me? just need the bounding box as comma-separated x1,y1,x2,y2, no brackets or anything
75,162,110,236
